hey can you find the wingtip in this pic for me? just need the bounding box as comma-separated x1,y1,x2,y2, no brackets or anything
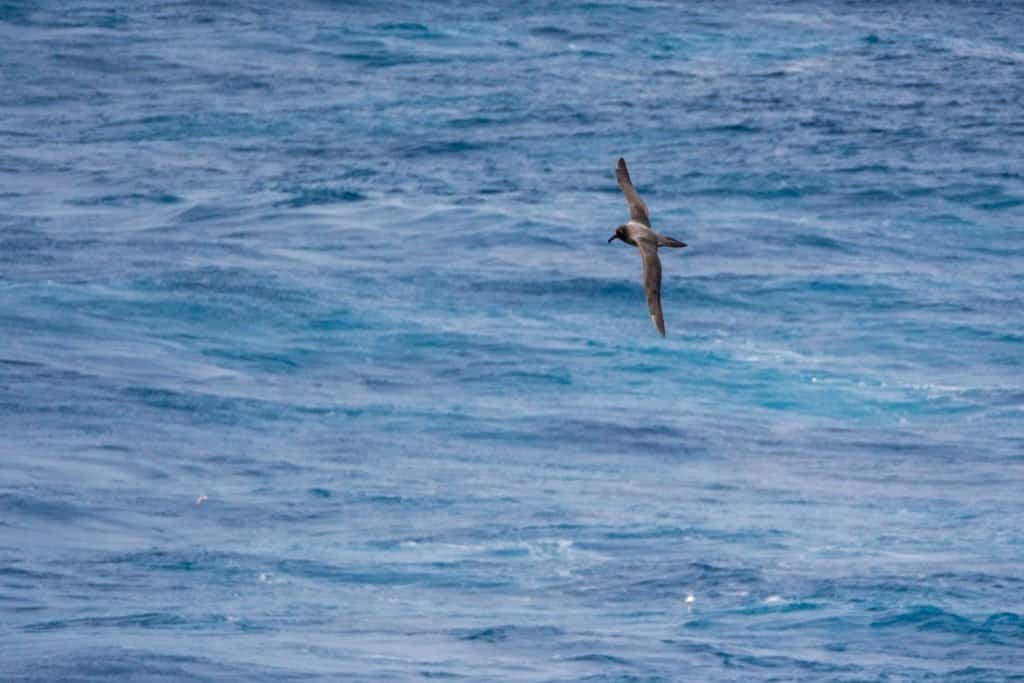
617,157,627,167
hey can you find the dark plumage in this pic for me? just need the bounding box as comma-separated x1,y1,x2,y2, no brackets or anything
607,158,687,336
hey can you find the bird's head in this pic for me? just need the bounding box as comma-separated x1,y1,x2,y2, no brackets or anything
608,225,628,243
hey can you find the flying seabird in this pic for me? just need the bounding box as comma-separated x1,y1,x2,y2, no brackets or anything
607,158,687,336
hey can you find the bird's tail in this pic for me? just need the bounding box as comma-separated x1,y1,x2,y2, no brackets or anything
657,234,687,248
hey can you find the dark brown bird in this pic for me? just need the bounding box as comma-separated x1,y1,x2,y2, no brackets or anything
607,158,687,336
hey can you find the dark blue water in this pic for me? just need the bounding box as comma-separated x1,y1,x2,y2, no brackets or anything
3,2,1023,680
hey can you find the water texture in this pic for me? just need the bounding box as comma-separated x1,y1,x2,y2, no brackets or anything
2,1,1023,680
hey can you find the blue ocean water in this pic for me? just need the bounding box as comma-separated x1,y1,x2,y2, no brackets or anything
2,1,1023,680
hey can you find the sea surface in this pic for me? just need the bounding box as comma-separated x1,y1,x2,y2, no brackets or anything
2,2,1023,681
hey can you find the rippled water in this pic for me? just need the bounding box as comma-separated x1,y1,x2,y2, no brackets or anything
2,2,1023,680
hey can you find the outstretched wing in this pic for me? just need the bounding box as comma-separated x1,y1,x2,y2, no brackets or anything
638,239,665,336
616,158,650,227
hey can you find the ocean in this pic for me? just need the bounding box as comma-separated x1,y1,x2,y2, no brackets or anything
2,1,1023,680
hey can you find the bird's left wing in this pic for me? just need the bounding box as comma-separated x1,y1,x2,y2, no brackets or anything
638,239,665,336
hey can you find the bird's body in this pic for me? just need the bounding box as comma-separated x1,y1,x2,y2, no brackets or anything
613,220,650,247
608,158,687,336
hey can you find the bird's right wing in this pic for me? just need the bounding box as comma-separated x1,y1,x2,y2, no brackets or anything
616,158,651,227
638,239,665,336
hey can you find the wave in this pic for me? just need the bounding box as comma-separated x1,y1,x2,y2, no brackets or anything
456,624,564,642
872,605,1024,640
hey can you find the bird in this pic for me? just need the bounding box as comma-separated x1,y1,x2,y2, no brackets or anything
607,158,687,336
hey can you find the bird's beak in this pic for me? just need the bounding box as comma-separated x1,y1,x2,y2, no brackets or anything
608,234,618,243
